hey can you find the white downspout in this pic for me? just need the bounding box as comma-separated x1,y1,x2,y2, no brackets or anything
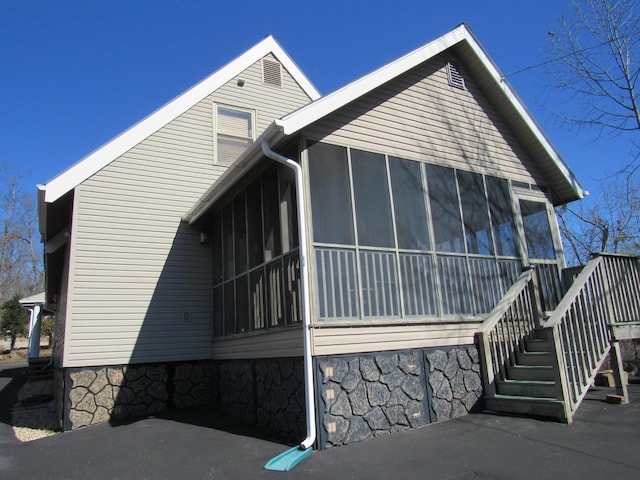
261,141,316,450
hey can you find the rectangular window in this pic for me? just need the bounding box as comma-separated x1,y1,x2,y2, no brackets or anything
215,105,254,165
457,171,493,255
233,195,247,275
246,179,264,268
262,165,282,261
389,157,430,251
520,199,556,260
351,149,395,248
308,142,355,245
486,176,518,257
426,165,465,253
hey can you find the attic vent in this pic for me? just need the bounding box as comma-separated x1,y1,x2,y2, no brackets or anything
447,61,465,90
262,58,282,87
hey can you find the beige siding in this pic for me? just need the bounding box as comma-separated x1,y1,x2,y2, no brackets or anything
211,328,303,360
305,54,542,356
64,56,313,368
303,54,545,185
311,322,481,356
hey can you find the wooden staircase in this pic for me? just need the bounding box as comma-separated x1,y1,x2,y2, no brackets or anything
478,254,640,424
484,329,565,420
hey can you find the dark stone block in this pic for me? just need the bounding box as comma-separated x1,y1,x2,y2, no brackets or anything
463,370,482,393
330,390,353,418
324,414,349,446
398,351,421,375
383,405,408,426
444,350,459,379
450,370,466,399
364,406,390,431
344,416,372,444
341,370,361,393
468,346,479,364
406,400,427,428
367,382,390,407
375,354,398,374
451,399,467,418
387,387,410,408
426,350,448,372
435,378,453,401
432,398,451,422
380,369,405,389
457,349,473,370
348,383,369,416
360,357,380,382
401,376,424,401
428,370,445,393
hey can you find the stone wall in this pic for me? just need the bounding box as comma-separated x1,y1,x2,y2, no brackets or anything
316,345,483,448
210,357,306,441
64,360,211,430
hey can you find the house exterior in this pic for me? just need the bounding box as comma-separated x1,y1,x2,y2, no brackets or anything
182,24,590,447
37,36,319,431
39,24,638,451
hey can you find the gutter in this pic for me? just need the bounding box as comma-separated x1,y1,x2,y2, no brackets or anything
261,142,316,470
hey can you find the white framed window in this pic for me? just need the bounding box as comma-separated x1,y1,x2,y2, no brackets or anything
214,105,255,165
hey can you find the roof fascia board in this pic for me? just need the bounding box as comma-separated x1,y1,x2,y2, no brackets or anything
43,36,319,204
461,28,585,200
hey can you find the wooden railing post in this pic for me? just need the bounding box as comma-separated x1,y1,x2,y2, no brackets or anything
478,331,496,397
528,267,544,329
609,340,629,403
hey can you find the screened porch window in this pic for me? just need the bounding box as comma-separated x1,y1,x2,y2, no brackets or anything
211,163,301,337
307,141,547,321
215,105,255,165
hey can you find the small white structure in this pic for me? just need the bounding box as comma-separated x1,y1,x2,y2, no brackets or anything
19,292,46,360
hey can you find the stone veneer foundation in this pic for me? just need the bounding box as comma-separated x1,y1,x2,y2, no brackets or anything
209,357,306,441
316,345,483,448
63,360,211,430
60,346,483,446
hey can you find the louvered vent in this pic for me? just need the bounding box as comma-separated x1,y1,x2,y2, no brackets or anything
447,61,465,90
262,58,282,87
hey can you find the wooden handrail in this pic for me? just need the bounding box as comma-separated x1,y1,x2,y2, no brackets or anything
478,268,535,335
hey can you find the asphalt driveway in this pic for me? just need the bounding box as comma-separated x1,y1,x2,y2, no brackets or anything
0,377,638,480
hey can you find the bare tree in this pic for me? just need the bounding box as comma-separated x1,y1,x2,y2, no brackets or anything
558,176,640,265
0,164,43,302
546,0,640,174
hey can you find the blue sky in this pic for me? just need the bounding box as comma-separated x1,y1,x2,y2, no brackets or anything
0,0,631,202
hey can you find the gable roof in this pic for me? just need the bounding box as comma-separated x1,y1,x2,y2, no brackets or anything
185,24,584,224
273,23,583,202
40,35,320,204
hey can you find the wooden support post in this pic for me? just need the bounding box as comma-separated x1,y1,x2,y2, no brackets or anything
609,340,629,404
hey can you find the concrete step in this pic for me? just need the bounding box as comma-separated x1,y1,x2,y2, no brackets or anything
485,395,566,421
497,379,557,398
516,351,553,367
507,365,555,381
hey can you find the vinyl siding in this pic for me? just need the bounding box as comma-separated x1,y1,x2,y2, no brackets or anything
303,53,545,185
64,55,313,368
303,54,543,357
211,328,303,360
311,322,481,356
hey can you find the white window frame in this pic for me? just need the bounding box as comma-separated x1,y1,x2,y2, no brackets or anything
213,104,256,165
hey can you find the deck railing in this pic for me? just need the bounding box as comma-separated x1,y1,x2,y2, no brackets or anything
477,267,542,397
545,253,640,422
